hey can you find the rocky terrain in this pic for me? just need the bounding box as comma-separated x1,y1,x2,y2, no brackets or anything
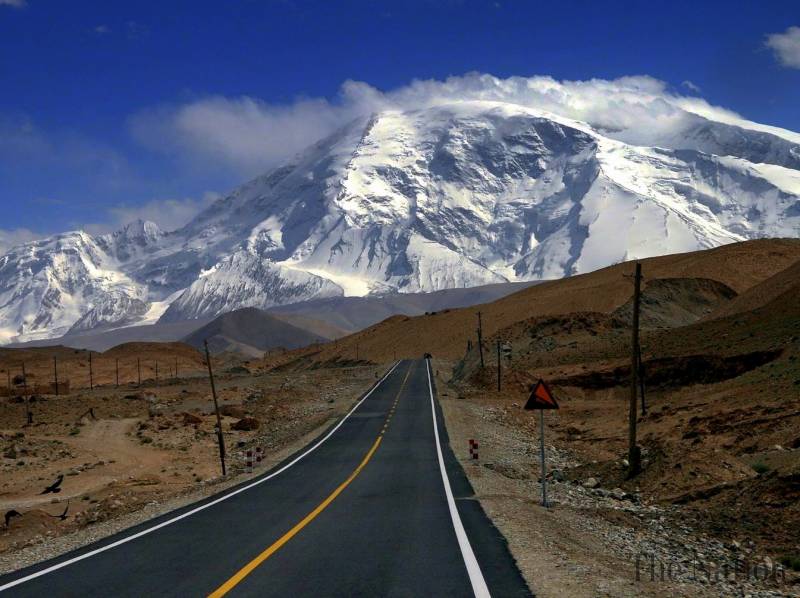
435,372,797,597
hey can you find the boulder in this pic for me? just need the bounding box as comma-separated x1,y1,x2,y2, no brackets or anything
611,487,628,501
181,412,203,426
220,405,247,418
231,417,260,431
583,477,599,489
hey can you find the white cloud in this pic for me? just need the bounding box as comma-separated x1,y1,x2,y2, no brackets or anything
0,0,27,7
766,26,800,69
94,24,111,34
84,192,220,235
132,73,787,177
681,80,702,94
129,96,355,177
0,229,42,254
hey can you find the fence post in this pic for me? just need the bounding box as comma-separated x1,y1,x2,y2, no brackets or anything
22,362,32,424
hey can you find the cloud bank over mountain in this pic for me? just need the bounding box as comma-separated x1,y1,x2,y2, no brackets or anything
130,73,799,178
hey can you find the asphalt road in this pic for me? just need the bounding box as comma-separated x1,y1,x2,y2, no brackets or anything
0,359,531,597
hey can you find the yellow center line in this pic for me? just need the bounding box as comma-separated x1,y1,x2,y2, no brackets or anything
208,362,414,597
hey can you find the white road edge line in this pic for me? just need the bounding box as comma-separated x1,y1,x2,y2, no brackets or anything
426,358,491,598
0,361,402,593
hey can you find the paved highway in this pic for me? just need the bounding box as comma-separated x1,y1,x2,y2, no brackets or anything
0,359,531,597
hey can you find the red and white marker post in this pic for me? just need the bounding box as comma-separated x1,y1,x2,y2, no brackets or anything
469,439,479,461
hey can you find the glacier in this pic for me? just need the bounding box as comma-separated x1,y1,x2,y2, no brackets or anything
1,99,798,342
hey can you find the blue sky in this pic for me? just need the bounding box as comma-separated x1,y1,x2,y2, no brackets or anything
1,0,798,245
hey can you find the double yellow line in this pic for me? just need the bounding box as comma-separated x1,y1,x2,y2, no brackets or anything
209,362,414,597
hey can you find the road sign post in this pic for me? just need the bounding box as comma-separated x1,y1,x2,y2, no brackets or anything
539,411,547,506
524,379,559,508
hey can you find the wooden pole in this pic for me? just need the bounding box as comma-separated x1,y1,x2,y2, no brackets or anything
638,344,646,416
53,356,59,396
88,353,93,391
477,311,484,368
204,340,227,477
627,262,642,478
496,339,501,391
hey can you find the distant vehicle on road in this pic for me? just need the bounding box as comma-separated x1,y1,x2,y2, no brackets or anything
423,352,432,359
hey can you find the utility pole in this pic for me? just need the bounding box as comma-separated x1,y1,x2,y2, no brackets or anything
496,339,501,391
204,340,227,477
53,356,59,396
22,362,31,424
627,262,642,478
137,358,141,387
115,358,119,388
7,369,10,397
639,344,647,416
88,353,93,391
476,311,485,368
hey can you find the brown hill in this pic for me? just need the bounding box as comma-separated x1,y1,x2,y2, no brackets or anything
290,238,800,364
702,256,800,321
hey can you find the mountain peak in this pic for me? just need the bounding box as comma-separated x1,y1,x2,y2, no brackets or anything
1,100,798,343
117,219,163,240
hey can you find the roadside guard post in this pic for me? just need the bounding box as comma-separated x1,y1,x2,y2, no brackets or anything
469,439,479,460
524,379,559,507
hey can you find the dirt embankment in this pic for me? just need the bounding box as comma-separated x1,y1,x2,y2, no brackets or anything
0,357,386,572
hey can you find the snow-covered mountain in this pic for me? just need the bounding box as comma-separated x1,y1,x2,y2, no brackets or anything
2,99,799,342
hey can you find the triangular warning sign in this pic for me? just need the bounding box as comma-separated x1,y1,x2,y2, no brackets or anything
524,379,559,410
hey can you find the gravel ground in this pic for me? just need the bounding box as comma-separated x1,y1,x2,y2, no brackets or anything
434,361,799,598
